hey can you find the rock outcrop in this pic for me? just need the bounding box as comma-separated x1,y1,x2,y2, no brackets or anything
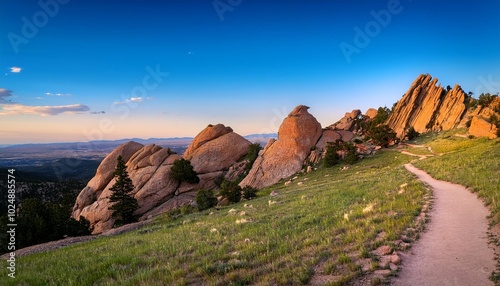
330,109,362,131
386,74,467,138
365,108,378,119
184,124,251,174
466,97,500,139
239,105,322,189
469,116,498,139
72,124,251,234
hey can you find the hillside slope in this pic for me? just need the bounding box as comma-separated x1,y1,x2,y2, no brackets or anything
1,149,429,285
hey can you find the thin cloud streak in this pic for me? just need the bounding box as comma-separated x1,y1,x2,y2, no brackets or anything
0,103,90,116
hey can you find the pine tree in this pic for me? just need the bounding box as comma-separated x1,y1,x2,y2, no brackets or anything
108,155,138,227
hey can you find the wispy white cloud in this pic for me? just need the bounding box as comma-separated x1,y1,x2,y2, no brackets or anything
45,92,72,97
10,67,21,73
90,111,106,115
0,89,13,103
129,97,143,102
0,103,90,116
114,96,153,105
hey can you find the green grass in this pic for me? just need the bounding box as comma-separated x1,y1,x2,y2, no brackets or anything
0,151,429,285
401,146,434,156
413,135,500,223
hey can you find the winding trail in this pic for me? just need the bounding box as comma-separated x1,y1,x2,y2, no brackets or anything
391,164,495,286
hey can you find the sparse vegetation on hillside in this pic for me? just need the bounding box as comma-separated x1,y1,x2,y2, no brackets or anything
242,143,262,172
195,189,218,211
368,124,397,147
0,150,429,285
220,179,242,203
478,92,498,107
170,158,200,184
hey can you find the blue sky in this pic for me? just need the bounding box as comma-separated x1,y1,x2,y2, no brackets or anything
1,0,499,144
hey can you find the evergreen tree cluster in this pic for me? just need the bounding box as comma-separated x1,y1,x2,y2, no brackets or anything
0,175,91,254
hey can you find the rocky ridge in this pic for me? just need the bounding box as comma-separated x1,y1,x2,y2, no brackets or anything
386,74,468,138
72,74,499,234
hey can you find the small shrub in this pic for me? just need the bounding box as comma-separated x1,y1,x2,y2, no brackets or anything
220,179,242,203
468,135,475,139
242,186,258,200
170,158,200,184
490,114,499,125
243,143,262,173
324,142,341,167
195,189,218,211
368,125,397,147
180,204,196,215
465,118,472,128
406,127,420,141
324,140,359,166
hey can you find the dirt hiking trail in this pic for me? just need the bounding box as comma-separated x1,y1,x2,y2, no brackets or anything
391,164,495,286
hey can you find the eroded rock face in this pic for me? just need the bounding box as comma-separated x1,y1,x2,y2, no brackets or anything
239,105,322,189
386,74,467,138
73,124,251,234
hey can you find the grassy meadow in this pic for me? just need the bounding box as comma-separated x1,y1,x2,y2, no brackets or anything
411,130,500,224
0,150,429,285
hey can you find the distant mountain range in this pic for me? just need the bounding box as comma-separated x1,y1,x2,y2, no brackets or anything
0,134,278,169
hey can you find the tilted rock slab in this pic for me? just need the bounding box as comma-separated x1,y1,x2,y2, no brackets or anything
239,105,322,189
386,74,467,138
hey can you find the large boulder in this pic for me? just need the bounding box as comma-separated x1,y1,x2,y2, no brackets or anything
183,124,233,159
365,108,378,119
386,74,467,138
316,130,342,150
239,105,322,189
185,126,251,174
73,125,253,234
469,116,498,139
